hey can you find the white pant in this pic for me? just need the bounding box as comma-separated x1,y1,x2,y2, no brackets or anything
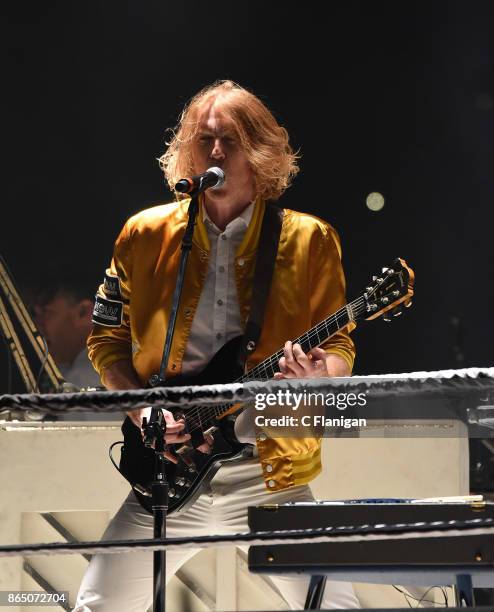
74,456,360,610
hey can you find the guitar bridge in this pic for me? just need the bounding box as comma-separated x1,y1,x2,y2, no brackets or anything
203,426,218,436
175,444,197,473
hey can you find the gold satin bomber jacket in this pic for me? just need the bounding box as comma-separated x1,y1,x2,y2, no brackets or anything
88,197,356,492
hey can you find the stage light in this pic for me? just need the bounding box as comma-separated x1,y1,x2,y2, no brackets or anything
366,192,385,211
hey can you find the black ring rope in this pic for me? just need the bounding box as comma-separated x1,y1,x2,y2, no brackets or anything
0,368,493,416
0,517,493,559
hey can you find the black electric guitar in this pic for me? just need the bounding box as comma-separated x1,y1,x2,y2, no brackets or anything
119,258,414,514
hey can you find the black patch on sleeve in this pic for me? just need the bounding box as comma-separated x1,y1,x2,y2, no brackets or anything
103,272,123,300
92,295,123,327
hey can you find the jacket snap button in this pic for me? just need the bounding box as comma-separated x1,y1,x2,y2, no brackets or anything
258,433,267,441
268,479,276,487
265,464,273,473
238,258,245,266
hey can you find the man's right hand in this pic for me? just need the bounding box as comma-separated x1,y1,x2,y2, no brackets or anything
127,407,191,443
126,407,191,464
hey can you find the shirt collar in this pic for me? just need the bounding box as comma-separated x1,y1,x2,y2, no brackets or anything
202,200,255,236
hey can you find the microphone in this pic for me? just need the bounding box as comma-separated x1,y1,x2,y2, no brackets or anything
175,167,225,195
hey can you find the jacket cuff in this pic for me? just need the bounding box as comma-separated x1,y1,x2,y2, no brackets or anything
93,350,133,386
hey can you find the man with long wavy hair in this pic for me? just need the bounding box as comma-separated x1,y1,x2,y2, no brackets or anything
75,81,359,610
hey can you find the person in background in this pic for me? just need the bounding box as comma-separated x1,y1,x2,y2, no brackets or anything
33,274,101,389
33,274,122,421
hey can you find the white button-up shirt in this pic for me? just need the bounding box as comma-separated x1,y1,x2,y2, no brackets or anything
181,202,254,376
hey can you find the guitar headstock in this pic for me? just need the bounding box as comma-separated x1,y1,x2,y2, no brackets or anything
363,258,414,321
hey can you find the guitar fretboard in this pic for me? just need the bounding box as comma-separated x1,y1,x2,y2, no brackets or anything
194,295,368,425
239,295,367,383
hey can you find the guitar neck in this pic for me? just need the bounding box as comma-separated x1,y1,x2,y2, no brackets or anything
240,296,366,382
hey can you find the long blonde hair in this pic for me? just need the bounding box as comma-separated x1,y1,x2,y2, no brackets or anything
159,80,299,201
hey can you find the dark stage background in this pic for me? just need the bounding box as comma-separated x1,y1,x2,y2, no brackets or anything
1,1,493,391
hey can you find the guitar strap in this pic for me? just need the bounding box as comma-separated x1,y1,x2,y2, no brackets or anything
238,202,284,369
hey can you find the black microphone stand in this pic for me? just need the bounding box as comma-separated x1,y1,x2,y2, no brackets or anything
141,409,168,612
145,193,200,612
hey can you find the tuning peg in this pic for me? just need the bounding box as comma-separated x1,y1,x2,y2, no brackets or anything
392,307,403,317
382,313,392,322
386,268,394,275
381,297,389,304
404,299,413,308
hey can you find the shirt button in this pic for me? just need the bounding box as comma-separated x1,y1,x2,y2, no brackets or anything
238,258,245,266
217,299,223,306
218,265,225,273
268,479,276,488
216,333,222,340
221,234,227,241
265,464,273,473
